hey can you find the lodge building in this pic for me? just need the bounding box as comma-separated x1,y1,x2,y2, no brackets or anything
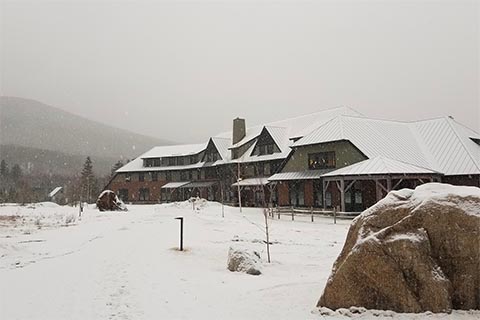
106,107,480,212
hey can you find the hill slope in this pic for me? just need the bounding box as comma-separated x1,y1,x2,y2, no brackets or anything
0,97,170,159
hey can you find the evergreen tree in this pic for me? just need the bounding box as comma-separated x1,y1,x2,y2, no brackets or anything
0,160,8,178
111,160,124,178
11,164,22,182
81,157,96,203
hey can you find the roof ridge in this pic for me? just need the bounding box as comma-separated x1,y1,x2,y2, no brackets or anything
265,106,362,125
292,116,341,147
338,115,345,140
407,122,441,172
445,117,480,171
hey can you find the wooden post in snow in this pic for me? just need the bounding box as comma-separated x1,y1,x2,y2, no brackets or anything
237,162,242,213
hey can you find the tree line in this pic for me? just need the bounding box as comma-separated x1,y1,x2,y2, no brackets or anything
0,157,125,205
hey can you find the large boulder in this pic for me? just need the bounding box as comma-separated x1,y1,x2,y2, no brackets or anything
96,190,127,211
318,183,480,313
227,246,262,275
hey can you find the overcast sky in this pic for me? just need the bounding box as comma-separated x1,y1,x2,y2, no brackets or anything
1,0,479,143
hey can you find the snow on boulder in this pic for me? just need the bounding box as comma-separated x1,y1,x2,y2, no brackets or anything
227,246,262,276
96,190,127,212
318,183,480,313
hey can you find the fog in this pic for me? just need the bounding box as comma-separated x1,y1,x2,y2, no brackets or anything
1,0,478,143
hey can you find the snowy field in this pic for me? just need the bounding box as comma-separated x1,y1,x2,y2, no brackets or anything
0,201,478,320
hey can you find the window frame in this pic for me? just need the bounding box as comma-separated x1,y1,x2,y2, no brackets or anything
308,151,336,170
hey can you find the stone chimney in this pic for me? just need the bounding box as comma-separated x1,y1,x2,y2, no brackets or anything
232,117,246,145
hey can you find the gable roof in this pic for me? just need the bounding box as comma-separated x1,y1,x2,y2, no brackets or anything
140,143,207,159
228,106,363,149
292,115,480,176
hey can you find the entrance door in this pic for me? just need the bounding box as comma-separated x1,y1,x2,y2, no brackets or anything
345,185,364,212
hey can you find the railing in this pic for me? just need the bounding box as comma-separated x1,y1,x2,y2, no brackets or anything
270,206,361,223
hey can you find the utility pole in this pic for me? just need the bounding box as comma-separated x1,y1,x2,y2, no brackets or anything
237,162,242,213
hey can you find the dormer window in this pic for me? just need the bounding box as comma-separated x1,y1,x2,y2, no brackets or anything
205,152,219,162
144,158,161,167
252,127,280,156
257,144,274,156
308,152,336,169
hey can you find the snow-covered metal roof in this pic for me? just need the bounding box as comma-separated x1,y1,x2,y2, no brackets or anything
182,181,217,188
231,177,270,187
141,143,206,159
268,170,328,181
48,187,63,198
116,108,480,177
321,156,439,177
161,182,190,189
412,118,480,175
211,137,232,162
292,115,480,176
228,106,363,150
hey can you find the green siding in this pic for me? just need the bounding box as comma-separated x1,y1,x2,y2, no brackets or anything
281,140,367,172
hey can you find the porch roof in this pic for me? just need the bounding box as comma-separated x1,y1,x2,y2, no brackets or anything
161,181,190,189
182,181,217,189
231,177,270,187
268,170,329,181
322,156,440,178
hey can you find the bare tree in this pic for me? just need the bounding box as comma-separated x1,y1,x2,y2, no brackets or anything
260,185,271,263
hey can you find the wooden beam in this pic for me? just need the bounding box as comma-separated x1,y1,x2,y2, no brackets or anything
386,177,392,192
340,178,345,213
345,180,356,192
392,179,404,190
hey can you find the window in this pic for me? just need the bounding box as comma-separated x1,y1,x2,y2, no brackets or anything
165,171,172,181
153,158,161,167
289,182,305,207
118,189,129,202
257,144,275,156
139,188,150,201
308,152,336,170
177,157,184,165
180,171,186,181
313,181,323,207
151,172,158,181
125,173,131,182
139,173,145,182
190,155,198,164
325,192,332,207
168,158,176,166
206,168,217,179
205,152,219,162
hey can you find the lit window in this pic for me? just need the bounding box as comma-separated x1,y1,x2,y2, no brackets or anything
308,152,336,170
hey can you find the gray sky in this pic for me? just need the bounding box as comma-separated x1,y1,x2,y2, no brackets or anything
1,0,479,143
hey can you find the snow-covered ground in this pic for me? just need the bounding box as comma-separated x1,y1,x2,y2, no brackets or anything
0,200,478,319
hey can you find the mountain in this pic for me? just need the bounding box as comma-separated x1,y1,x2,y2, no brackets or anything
0,97,170,175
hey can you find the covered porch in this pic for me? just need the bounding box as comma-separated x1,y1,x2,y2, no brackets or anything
321,157,442,212
231,177,272,207
160,181,218,202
